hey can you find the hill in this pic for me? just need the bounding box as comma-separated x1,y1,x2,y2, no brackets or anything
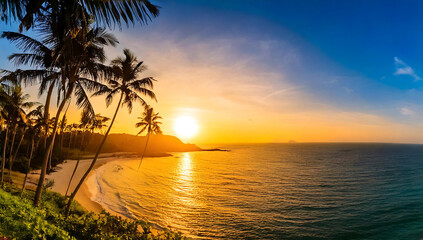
83,133,202,157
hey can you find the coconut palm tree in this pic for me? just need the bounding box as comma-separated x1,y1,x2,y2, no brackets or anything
1,31,64,178
135,105,161,170
32,26,118,207
91,113,110,134
0,93,10,184
64,49,156,215
65,109,93,196
1,84,37,180
2,0,159,206
21,107,43,195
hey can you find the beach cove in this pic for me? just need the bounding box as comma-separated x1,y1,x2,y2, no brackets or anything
44,143,423,239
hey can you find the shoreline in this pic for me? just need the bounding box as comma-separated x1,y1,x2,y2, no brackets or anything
29,152,176,236
48,156,124,214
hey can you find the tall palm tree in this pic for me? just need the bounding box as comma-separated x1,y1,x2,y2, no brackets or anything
31,26,118,207
20,120,37,195
135,105,161,170
0,87,10,184
9,121,27,177
65,109,92,196
2,0,159,206
21,108,43,195
1,84,37,180
1,31,64,178
64,49,156,215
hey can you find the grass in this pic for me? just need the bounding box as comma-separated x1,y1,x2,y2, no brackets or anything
0,184,188,240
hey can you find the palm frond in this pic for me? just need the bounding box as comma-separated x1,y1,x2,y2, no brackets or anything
74,82,95,119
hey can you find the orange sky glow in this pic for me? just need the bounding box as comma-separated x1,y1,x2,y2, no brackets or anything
21,30,423,146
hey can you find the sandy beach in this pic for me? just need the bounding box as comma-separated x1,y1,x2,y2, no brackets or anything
46,157,119,213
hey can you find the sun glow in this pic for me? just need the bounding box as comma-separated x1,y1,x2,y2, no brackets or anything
174,116,199,139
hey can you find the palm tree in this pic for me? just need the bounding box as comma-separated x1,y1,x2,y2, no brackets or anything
21,110,43,195
1,84,37,180
91,113,110,134
0,84,10,184
0,119,7,184
9,121,28,177
0,0,159,31
31,26,118,207
20,120,36,195
135,105,161,170
64,49,156,215
2,0,159,206
65,109,92,196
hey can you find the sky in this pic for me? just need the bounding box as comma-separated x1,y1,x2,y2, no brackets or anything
1,0,423,145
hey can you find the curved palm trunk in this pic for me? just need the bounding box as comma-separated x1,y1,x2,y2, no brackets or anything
65,130,86,196
1,127,9,184
65,93,123,216
9,129,26,176
34,85,74,207
137,129,151,171
21,137,35,196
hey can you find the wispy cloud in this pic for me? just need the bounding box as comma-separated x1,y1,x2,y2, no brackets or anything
394,57,421,81
400,107,415,116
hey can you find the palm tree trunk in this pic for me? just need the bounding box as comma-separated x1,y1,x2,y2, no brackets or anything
34,84,74,207
65,93,123,216
42,82,55,150
47,145,53,173
9,129,26,176
1,127,9,184
59,101,71,158
8,124,17,179
21,137,35,196
66,131,74,159
65,130,86,196
137,130,150,171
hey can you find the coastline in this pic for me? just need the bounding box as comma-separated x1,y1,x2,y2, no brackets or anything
48,156,121,214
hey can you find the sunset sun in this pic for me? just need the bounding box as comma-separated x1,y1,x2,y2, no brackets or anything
174,116,199,139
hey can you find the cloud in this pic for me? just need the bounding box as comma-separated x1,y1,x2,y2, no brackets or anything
394,57,421,81
400,107,415,116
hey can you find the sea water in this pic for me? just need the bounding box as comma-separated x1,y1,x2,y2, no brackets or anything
89,143,423,239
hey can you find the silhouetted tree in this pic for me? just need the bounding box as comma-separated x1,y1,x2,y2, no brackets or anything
135,105,162,170
65,49,156,215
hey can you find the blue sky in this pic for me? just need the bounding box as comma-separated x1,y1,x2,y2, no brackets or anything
1,0,423,143
147,0,423,124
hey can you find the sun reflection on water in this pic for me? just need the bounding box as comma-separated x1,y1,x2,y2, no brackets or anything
177,152,193,189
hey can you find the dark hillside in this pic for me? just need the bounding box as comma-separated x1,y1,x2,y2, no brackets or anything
84,133,201,156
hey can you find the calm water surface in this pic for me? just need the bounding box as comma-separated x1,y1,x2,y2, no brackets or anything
90,143,423,239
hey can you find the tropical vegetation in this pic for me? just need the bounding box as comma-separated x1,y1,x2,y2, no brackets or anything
0,1,188,239
0,184,187,239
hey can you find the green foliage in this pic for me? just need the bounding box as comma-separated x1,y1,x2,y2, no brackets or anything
57,211,150,240
0,186,188,240
0,188,73,239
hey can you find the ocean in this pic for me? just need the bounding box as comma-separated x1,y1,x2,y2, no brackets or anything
88,143,423,239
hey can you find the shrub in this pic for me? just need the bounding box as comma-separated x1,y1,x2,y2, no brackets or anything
0,186,188,240
0,188,74,240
